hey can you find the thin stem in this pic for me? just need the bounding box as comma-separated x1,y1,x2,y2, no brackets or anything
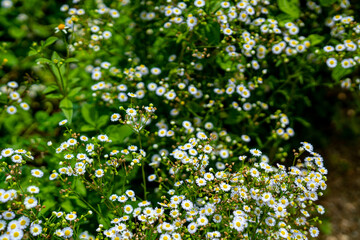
63,34,71,93
72,191,108,227
56,65,67,97
138,133,147,200
252,208,269,240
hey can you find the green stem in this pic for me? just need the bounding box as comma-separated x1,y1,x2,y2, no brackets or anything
56,65,67,97
178,31,193,64
252,208,269,240
72,191,108,227
138,133,147,200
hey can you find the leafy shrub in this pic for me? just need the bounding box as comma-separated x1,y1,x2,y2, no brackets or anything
0,0,359,239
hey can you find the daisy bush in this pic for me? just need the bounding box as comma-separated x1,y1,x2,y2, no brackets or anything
0,0,359,239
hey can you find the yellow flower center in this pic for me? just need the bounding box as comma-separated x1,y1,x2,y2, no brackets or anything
58,24,65,30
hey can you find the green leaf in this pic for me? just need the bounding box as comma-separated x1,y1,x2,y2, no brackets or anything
275,59,283,67
39,199,56,217
49,58,66,88
216,54,237,71
65,58,79,63
209,1,222,13
176,34,185,44
44,37,58,47
76,180,87,197
75,198,88,209
277,13,296,27
43,84,58,94
277,0,300,19
61,200,73,212
51,51,62,61
331,65,353,81
81,103,97,126
0,172,6,182
31,23,51,37
36,58,52,64
1,52,18,67
35,111,49,122
8,27,26,39
106,125,133,144
205,22,220,45
294,117,311,128
97,115,109,129
59,97,73,122
307,34,325,46
46,93,63,99
225,116,242,125
28,49,38,56
256,137,263,147
219,112,228,119
198,22,220,45
187,102,203,115
68,87,82,98
80,124,97,132
71,77,81,84
97,211,109,228
319,220,332,235
319,0,337,7
275,89,290,101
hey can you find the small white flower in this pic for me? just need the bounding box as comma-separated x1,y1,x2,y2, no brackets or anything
223,27,233,35
31,169,44,178
24,196,38,209
250,148,262,157
194,0,205,8
65,213,77,221
197,216,208,226
97,134,109,142
59,119,68,126
126,108,137,117
220,182,231,192
278,228,288,238
30,224,42,236
7,105,17,114
95,169,104,178
326,58,337,68
196,178,206,186
110,113,120,121
55,24,69,34
63,227,73,238
27,186,40,194
148,174,156,182
49,172,58,180
1,148,14,157
187,222,197,234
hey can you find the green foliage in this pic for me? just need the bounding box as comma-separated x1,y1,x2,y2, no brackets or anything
277,0,300,19
59,97,73,122
106,125,133,144
319,0,338,7
332,64,353,81
308,34,326,46
0,0,359,239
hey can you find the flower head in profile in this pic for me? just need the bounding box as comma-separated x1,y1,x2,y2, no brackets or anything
59,119,68,126
55,23,69,34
